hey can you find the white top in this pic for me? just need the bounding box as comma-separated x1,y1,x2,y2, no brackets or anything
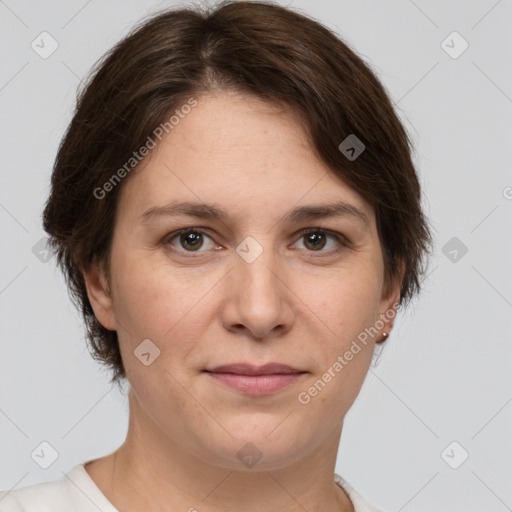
0,463,384,512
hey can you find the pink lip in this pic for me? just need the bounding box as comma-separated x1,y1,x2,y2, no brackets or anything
206,363,302,375
204,363,306,395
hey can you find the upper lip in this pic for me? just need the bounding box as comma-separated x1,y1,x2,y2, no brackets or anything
205,363,304,375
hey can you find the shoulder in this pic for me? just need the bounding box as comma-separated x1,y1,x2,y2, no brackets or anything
334,473,385,512
0,474,71,511
0,463,116,512
0,490,23,512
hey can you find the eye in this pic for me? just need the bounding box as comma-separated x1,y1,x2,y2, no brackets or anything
293,228,349,255
163,227,349,257
164,228,217,254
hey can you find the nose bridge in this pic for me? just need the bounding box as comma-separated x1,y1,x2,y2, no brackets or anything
235,234,281,296
226,234,291,337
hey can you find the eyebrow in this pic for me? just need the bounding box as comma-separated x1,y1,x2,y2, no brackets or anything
140,200,369,227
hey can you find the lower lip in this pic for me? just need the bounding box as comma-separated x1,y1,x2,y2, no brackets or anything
205,372,305,395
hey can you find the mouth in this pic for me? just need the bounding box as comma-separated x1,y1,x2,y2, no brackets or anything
203,363,307,395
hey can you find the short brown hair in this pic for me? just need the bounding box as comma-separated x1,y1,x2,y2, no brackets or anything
43,0,434,387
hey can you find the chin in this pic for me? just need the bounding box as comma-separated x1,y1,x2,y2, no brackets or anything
193,426,310,472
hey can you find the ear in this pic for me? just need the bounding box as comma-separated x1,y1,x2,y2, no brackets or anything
82,258,116,331
376,259,404,343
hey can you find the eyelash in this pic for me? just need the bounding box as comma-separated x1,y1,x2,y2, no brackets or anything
162,227,350,258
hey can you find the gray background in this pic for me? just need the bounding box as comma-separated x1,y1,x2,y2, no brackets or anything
0,1,511,511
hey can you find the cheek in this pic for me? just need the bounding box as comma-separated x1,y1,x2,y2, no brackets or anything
299,278,379,415
110,251,184,326
305,264,382,338
109,252,220,369
299,264,382,397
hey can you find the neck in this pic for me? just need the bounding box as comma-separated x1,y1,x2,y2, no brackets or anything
85,390,354,512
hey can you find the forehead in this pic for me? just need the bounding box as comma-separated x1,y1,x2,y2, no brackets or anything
161,92,314,165
118,92,375,227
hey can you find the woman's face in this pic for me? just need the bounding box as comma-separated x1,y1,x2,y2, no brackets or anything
86,91,400,470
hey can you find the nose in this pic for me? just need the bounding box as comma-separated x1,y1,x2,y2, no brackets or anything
221,242,294,340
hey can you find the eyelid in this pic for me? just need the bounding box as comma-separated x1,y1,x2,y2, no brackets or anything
163,226,351,256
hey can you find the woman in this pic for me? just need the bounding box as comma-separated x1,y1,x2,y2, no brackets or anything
0,1,432,511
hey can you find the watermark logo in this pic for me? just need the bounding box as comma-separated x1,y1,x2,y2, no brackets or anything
236,236,264,264
338,134,365,161
31,441,59,469
32,236,52,263
237,442,263,468
134,338,161,366
31,31,59,59
441,31,469,59
442,236,468,263
441,441,469,469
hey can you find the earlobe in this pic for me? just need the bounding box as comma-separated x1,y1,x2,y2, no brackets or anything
377,261,404,343
382,290,401,338
376,303,397,344
82,259,116,331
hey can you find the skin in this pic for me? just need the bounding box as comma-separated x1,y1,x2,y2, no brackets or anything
83,91,402,512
